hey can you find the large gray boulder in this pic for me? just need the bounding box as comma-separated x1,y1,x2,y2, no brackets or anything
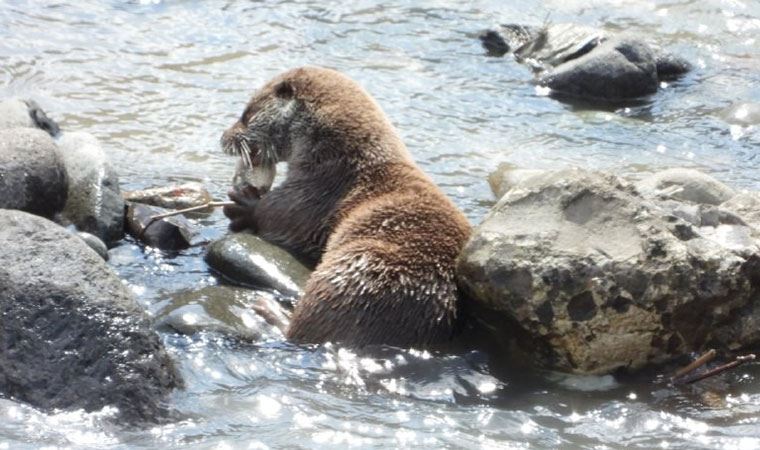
457,169,760,374
0,128,68,219
57,132,125,246
0,98,60,137
205,233,311,298
0,99,35,129
0,209,182,423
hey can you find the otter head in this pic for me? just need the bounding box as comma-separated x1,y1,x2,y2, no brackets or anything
221,74,301,194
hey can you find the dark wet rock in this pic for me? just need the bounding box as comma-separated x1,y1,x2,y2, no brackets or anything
57,132,124,245
654,51,692,81
510,23,604,70
205,233,311,297
0,128,68,219
457,168,760,374
0,209,182,424
123,182,213,211
636,168,736,205
25,100,60,137
0,99,59,137
125,202,201,251
74,231,109,261
479,23,690,102
155,285,289,341
540,38,659,101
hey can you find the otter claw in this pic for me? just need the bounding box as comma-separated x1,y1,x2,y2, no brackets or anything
224,185,261,232
228,185,260,207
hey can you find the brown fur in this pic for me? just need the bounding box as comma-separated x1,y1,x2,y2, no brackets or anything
221,67,471,348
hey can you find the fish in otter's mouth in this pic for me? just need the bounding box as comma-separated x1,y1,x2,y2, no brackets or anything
221,132,276,195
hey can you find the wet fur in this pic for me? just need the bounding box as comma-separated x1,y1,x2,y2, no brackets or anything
222,67,471,348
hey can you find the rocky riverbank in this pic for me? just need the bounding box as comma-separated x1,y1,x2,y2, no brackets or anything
1,91,758,429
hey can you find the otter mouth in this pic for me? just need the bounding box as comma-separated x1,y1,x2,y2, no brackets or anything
222,133,259,168
224,134,276,195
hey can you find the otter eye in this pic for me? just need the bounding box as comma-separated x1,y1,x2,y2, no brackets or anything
274,81,294,99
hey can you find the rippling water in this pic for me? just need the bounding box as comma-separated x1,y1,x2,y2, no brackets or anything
2,0,760,448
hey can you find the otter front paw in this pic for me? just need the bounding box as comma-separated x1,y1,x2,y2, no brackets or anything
224,185,261,232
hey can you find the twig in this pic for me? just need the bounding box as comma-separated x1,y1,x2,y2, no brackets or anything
681,354,756,385
672,349,716,381
137,201,235,239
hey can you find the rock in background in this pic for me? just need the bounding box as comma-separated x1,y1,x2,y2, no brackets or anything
458,168,760,374
539,38,659,101
0,209,183,424
123,182,213,211
0,128,68,219
56,132,125,246
479,24,691,103
0,98,59,136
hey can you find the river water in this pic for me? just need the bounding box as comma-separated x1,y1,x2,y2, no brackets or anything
2,0,760,448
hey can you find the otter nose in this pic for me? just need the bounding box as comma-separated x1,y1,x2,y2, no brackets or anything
222,121,245,143
221,121,248,155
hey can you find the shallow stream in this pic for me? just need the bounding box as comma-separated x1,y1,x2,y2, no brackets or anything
1,0,760,448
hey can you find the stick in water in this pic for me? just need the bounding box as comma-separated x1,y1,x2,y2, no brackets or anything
138,201,235,239
672,349,717,381
682,354,756,385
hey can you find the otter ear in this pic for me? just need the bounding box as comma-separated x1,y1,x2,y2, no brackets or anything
274,81,295,100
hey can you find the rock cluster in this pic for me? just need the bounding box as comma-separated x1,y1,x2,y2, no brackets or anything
0,99,183,423
479,23,691,103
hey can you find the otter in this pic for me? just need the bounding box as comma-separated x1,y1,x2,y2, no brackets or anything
220,67,471,348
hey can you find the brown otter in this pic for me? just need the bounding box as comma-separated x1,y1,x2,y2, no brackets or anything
220,67,471,348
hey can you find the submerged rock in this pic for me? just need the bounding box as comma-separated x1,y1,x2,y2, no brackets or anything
205,233,311,297
155,285,289,341
123,182,213,211
458,168,760,374
479,23,690,103
0,128,68,219
0,209,182,424
721,102,760,127
125,202,201,251
57,132,125,246
0,98,59,137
